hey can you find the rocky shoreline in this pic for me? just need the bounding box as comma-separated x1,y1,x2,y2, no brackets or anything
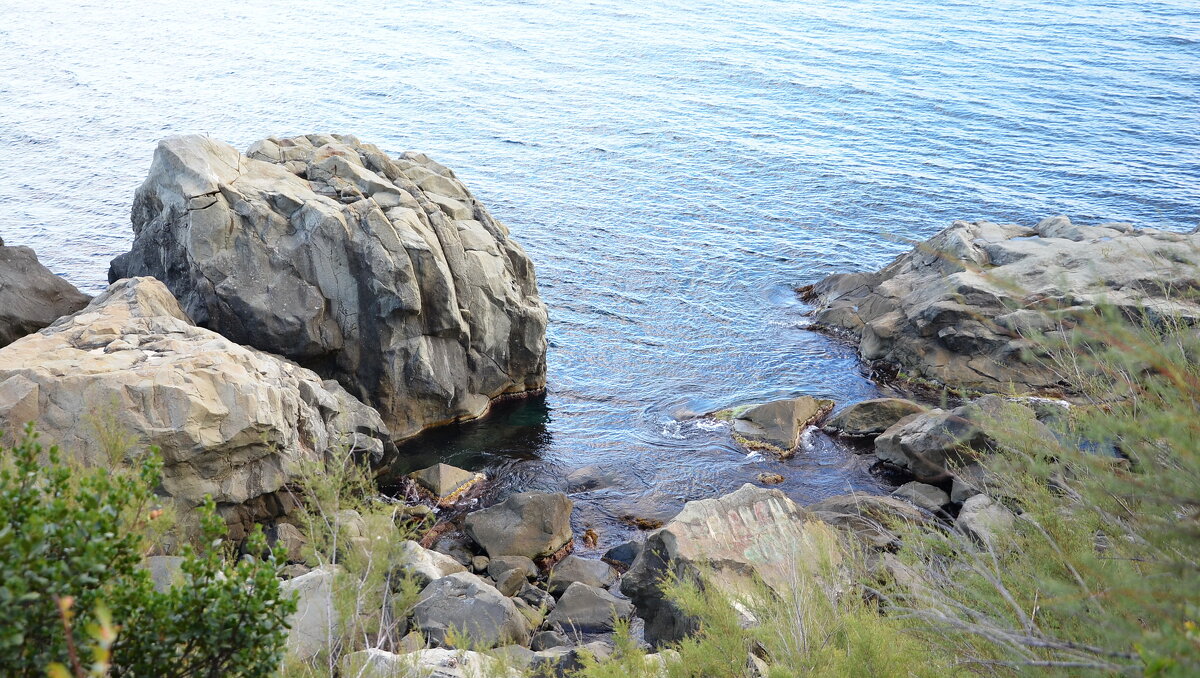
1,133,1194,674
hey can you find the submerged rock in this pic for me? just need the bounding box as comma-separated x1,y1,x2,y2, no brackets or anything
110,134,548,441
622,484,841,645
806,216,1200,394
0,237,91,348
464,491,573,559
717,396,834,456
0,277,391,535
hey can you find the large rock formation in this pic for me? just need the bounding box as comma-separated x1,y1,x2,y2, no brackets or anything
805,216,1200,394
0,236,91,348
110,134,548,440
0,277,391,534
622,484,841,645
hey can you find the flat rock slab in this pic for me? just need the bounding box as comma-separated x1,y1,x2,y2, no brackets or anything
410,462,485,505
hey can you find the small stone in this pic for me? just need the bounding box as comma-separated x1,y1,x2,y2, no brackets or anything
602,541,642,569
757,473,785,485
957,495,1015,548
517,582,555,613
472,555,490,573
393,540,466,588
494,568,527,597
530,630,568,652
488,555,538,581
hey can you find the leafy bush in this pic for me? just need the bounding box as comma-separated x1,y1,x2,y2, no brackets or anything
0,426,296,677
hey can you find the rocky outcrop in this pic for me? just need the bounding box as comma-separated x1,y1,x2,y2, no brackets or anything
0,277,391,534
110,134,548,441
0,237,91,348
873,395,1052,483
464,491,573,559
805,216,1200,394
716,396,834,456
622,484,841,645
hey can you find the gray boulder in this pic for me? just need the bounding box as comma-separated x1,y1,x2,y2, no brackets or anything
410,463,484,504
602,541,642,569
464,491,573,559
891,482,950,511
823,398,927,439
143,556,185,593
343,647,518,678
412,572,530,648
957,494,1016,548
487,555,538,581
0,238,91,348
718,396,834,455
0,277,391,536
548,555,617,595
280,565,339,661
623,484,842,645
874,395,1052,482
806,216,1200,394
394,540,467,587
110,134,548,441
807,492,929,550
545,582,632,634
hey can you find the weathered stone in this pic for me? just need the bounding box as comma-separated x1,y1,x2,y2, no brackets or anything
823,398,927,438
546,582,632,634
548,555,617,595
957,494,1015,548
0,277,391,532
530,630,568,651
529,641,614,677
487,555,538,581
874,395,1052,482
411,572,530,648
494,568,527,597
464,491,573,559
891,482,950,511
411,463,485,505
272,523,307,563
601,541,641,569
394,540,467,588
0,239,91,349
808,216,1200,394
110,134,548,442
281,565,339,661
471,555,490,573
143,556,184,593
342,647,517,678
623,484,841,645
722,396,834,455
807,492,928,550
516,581,555,613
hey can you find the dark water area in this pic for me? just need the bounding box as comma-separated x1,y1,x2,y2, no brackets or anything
2,0,1197,553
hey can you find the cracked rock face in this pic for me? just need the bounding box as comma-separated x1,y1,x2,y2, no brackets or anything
110,134,548,441
806,216,1200,394
0,277,392,536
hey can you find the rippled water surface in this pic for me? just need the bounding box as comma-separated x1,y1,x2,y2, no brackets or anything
2,0,1197,550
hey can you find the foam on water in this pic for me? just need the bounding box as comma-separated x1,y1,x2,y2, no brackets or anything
1,0,1197,551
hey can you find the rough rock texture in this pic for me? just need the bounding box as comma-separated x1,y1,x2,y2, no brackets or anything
806,216,1200,393
874,395,1052,482
891,481,950,511
546,582,633,634
110,134,548,441
623,484,841,646
807,492,929,550
343,648,518,678
957,494,1016,548
281,565,339,661
395,540,468,587
822,398,927,438
0,238,91,348
488,555,538,581
410,462,484,504
0,277,391,533
721,396,834,455
464,491,573,559
411,572,530,648
548,555,617,595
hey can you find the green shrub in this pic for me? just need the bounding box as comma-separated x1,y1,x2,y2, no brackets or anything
0,425,296,677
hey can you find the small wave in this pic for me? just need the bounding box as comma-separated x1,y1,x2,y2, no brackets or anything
659,420,686,439
693,418,728,432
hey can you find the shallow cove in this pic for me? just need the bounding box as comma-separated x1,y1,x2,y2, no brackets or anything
2,1,1197,553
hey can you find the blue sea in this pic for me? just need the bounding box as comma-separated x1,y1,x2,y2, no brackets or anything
1,0,1197,550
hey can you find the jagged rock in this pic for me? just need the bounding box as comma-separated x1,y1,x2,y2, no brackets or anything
394,540,467,587
281,565,339,661
464,491,573,559
546,582,632,634
548,555,617,595
411,572,530,648
0,239,91,348
488,555,538,581
806,216,1200,393
411,463,485,505
0,277,391,534
957,494,1015,548
823,398,927,439
110,134,548,441
718,396,834,455
623,484,841,645
874,395,1052,482
891,482,950,511
343,647,518,678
